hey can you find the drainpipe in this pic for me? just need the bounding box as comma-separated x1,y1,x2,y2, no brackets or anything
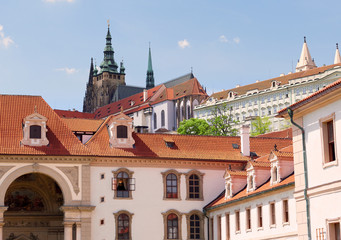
287,107,311,240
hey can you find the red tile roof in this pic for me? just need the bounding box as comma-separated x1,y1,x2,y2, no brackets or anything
54,109,95,119
277,78,341,116
209,64,341,101
205,174,294,210
255,128,292,139
86,123,292,160
62,118,104,132
0,95,91,156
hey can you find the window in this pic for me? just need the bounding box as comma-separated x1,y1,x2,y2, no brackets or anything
217,215,222,240
257,206,263,228
187,105,191,119
30,125,41,139
283,199,289,224
248,175,254,192
154,113,157,129
162,170,181,200
100,173,105,179
210,217,214,240
270,202,276,226
235,210,240,232
246,208,251,231
114,210,133,240
186,170,204,200
186,211,204,240
226,213,230,240
112,168,135,199
162,210,182,240
272,166,278,184
100,196,105,202
321,114,337,165
117,125,128,138
161,110,165,127
328,221,341,240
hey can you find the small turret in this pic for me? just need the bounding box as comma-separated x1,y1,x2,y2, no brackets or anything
334,43,341,64
296,36,317,72
120,60,126,74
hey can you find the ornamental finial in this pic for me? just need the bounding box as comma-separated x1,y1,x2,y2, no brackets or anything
107,19,110,28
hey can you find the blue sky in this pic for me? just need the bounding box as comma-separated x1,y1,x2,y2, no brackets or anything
1,0,341,111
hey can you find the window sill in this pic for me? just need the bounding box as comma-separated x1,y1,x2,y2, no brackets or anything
270,224,276,229
323,160,338,169
282,222,290,226
185,197,204,201
235,230,241,234
246,229,252,233
257,227,264,231
163,197,181,201
114,196,133,200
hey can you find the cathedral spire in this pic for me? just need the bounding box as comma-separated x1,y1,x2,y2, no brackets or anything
99,23,118,73
334,43,341,64
296,36,317,72
88,57,94,86
146,43,155,89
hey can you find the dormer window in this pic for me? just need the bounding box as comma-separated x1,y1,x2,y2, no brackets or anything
225,182,232,199
271,165,279,185
247,174,255,192
21,112,49,147
107,112,135,148
117,125,128,138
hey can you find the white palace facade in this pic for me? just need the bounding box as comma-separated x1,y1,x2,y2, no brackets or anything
194,39,341,133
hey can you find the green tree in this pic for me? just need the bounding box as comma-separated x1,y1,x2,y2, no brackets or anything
206,103,239,136
177,118,210,135
251,116,271,136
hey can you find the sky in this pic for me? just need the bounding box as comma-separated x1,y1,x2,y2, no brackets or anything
1,0,341,111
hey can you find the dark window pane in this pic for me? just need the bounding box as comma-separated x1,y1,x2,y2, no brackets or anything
30,125,41,139
117,125,128,138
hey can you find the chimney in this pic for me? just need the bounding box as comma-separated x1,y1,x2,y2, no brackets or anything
240,125,250,156
143,89,148,102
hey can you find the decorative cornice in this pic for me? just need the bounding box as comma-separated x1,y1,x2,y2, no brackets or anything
0,155,93,164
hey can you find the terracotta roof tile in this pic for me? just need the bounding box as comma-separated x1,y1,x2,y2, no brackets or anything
0,95,91,156
54,109,95,119
205,174,295,209
225,170,247,177
255,128,292,139
210,64,341,101
62,118,104,132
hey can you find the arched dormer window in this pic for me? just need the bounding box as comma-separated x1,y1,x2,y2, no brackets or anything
247,174,255,192
117,125,128,138
161,110,165,127
271,166,279,185
225,182,231,199
21,112,49,147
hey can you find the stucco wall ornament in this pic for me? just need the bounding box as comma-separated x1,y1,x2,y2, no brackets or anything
57,166,80,194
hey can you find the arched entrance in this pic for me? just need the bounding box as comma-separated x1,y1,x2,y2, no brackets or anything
3,173,64,240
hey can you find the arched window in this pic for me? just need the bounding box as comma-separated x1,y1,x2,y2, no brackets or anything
161,110,165,127
116,171,129,198
187,105,191,119
154,113,157,129
273,166,278,183
226,182,231,198
118,214,130,240
167,213,179,239
166,174,178,199
189,174,199,199
249,175,254,190
30,125,41,139
189,214,201,239
117,125,128,138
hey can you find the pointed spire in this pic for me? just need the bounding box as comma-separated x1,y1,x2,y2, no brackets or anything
296,36,317,72
87,58,94,86
334,43,341,64
146,43,155,89
100,22,118,73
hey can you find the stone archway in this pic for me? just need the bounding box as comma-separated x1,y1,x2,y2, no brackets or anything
3,173,64,240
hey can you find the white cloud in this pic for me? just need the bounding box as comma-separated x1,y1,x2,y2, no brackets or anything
0,25,14,49
233,37,240,44
219,35,229,43
43,0,74,3
178,39,190,49
56,67,78,74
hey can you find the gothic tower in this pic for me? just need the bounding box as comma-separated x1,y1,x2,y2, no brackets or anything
83,24,126,113
146,45,155,89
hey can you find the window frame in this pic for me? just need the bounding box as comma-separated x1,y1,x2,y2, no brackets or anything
185,170,204,201
162,170,182,200
257,205,263,229
154,112,157,129
235,210,241,233
161,110,165,127
246,207,251,232
162,209,182,240
282,199,289,225
320,113,338,167
326,218,341,240
113,210,134,240
225,213,230,240
112,168,135,199
269,201,276,227
117,125,128,139
185,210,204,240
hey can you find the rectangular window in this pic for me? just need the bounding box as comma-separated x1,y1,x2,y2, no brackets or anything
257,206,263,228
217,215,221,240
270,202,276,226
210,217,214,240
226,213,230,240
321,115,337,165
283,200,289,223
235,211,240,232
246,208,251,230
329,222,340,240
